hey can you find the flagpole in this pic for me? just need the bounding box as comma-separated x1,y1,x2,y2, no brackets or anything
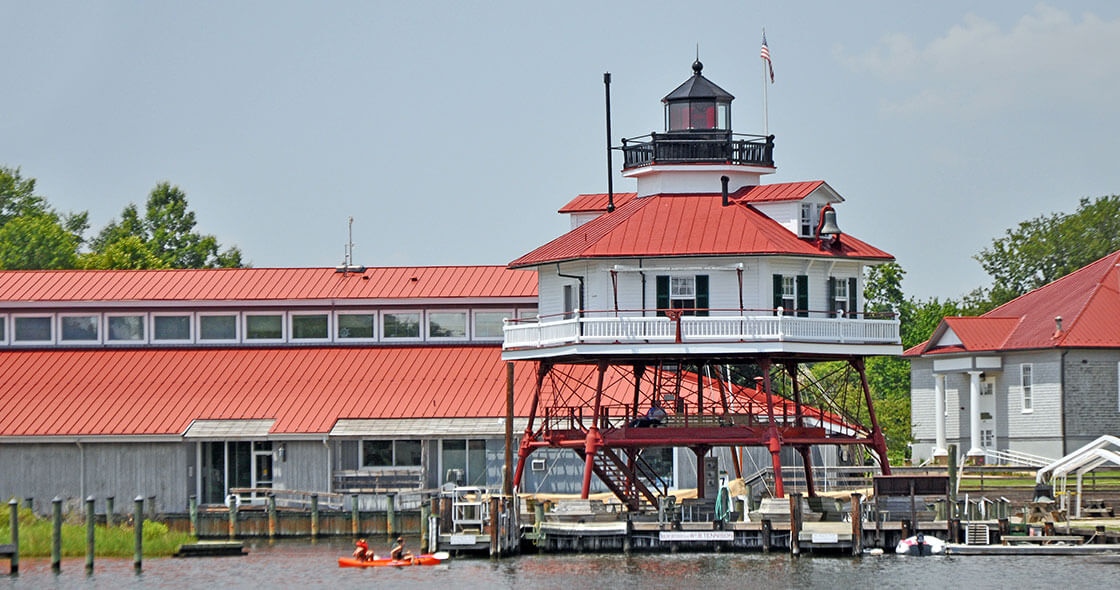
762,27,769,137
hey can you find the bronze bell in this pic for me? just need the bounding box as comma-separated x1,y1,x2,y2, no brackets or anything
817,206,841,239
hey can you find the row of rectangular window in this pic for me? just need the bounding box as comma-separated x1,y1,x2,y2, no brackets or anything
0,309,537,346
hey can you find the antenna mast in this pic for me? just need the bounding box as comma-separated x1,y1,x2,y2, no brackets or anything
336,216,366,274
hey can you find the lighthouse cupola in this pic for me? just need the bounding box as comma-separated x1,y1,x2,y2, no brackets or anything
663,59,733,131
621,61,775,197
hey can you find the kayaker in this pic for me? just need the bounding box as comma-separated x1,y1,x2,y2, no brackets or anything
390,536,414,562
353,538,373,561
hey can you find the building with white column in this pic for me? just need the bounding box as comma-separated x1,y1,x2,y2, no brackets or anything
906,250,1120,465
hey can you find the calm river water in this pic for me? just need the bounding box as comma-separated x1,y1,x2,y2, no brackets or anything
3,537,1118,590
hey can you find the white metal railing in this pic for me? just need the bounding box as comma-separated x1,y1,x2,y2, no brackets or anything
504,313,900,349
982,448,1054,468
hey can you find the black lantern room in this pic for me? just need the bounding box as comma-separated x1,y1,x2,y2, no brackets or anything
662,60,734,132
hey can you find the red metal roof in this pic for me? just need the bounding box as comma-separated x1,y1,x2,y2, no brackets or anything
558,193,638,213
0,346,540,436
0,266,537,303
908,250,1120,356
510,194,893,268
732,181,827,203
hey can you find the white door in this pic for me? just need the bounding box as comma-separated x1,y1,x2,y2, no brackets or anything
978,378,997,450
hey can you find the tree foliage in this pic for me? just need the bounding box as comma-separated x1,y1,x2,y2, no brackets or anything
975,195,1120,306
87,182,243,269
0,166,87,270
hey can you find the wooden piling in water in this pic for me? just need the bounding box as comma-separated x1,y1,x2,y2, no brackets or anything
51,497,62,572
188,495,197,536
420,500,430,549
850,493,862,556
8,498,19,574
351,495,360,537
133,496,143,573
789,493,802,556
85,496,95,572
268,494,277,539
229,499,238,540
489,496,500,558
760,519,771,553
386,493,396,539
310,494,319,538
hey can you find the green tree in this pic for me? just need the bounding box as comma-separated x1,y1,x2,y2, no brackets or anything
975,195,1120,306
0,166,87,270
90,182,243,269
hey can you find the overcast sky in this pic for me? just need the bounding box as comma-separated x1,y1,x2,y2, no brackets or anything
3,1,1119,299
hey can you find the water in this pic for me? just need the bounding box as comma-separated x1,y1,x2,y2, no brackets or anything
3,538,1118,590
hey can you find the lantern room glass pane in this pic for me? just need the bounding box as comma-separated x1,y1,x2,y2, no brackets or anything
689,101,716,129
717,103,729,129
668,102,689,130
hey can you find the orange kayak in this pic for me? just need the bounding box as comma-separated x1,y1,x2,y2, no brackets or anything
338,554,443,568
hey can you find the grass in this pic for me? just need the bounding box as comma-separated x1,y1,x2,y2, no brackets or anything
1,506,196,558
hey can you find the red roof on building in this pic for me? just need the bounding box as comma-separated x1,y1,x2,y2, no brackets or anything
510,194,893,268
0,346,539,436
907,250,1120,356
558,192,638,213
0,266,537,303
732,181,828,203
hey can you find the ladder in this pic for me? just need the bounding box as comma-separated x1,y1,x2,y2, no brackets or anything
966,522,990,545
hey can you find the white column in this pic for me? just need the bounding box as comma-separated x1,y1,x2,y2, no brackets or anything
967,370,983,457
933,374,947,457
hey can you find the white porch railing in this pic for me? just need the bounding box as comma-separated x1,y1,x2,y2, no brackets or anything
504,312,900,350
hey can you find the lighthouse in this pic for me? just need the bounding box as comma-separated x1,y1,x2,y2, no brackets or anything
505,62,901,507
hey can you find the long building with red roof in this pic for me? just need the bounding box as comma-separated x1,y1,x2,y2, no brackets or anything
905,250,1120,464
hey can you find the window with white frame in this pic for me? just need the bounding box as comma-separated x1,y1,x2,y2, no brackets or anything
0,316,5,343
198,314,238,341
800,203,814,236
60,315,99,342
440,439,487,486
473,311,511,339
518,308,538,320
428,311,467,339
361,439,423,468
833,279,849,315
14,316,52,342
106,315,145,342
153,314,192,341
245,314,283,340
1021,364,1033,412
981,380,994,396
383,311,421,339
290,313,329,340
336,312,376,340
782,276,796,311
981,429,994,448
670,276,696,311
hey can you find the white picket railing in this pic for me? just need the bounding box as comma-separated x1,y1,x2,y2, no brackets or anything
504,313,900,349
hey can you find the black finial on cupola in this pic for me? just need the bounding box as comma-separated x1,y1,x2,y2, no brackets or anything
692,58,703,75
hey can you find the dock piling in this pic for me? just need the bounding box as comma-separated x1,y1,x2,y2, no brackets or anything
351,494,360,537
489,496,500,558
8,498,18,574
268,494,277,539
789,493,802,556
188,495,197,536
51,497,61,572
420,498,430,549
760,519,771,553
310,494,319,538
850,492,862,556
85,496,95,572
228,498,238,540
133,496,143,573
386,493,396,538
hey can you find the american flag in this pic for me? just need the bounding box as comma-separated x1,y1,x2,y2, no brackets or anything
761,32,774,83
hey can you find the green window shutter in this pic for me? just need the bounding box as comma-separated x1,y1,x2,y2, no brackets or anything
796,275,809,318
772,274,784,316
849,277,859,318
656,275,670,317
828,277,837,315
695,275,709,316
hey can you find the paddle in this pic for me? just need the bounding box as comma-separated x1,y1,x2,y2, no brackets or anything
431,551,450,560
